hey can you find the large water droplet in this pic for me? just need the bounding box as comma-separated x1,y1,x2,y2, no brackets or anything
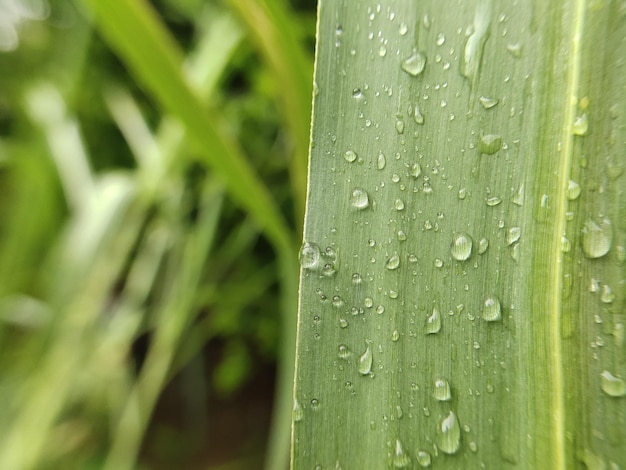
450,232,473,260
426,308,441,334
401,51,426,76
433,378,451,401
582,218,612,258
461,2,492,86
300,242,321,270
600,370,626,397
572,113,589,136
479,134,502,155
293,399,303,422
350,188,370,209
344,150,357,163
482,295,501,321
437,411,461,454
506,227,521,246
358,343,373,375
386,253,401,270
393,439,411,468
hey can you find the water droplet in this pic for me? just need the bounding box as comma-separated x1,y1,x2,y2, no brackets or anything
582,218,612,258
436,32,446,45
364,297,373,308
507,42,522,57
358,343,373,375
485,196,502,206
352,88,363,99
479,134,502,155
426,308,441,334
512,183,525,206
332,295,344,308
561,236,571,253
401,51,426,76
394,199,405,211
397,230,407,241
413,104,425,124
506,227,521,245
416,450,431,467
469,441,478,452
352,273,363,284
338,344,352,359
411,162,422,178
293,399,303,422
350,188,370,209
375,153,386,171
437,411,461,454
479,96,499,109
339,318,349,328
461,2,492,85
300,242,321,270
600,370,626,397
482,295,501,321
344,149,358,163
566,180,581,200
572,113,589,136
395,119,405,134
379,45,387,57
310,398,320,410
399,23,408,35
393,439,411,468
450,232,473,261
376,305,385,314
601,285,615,304
478,238,489,254
386,253,400,270
391,330,400,342
433,378,451,401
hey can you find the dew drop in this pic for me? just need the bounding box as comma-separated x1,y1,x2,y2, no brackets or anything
332,295,344,308
394,199,405,211
433,378,451,401
482,295,501,321
397,230,407,241
401,51,426,76
338,344,352,359
512,183,525,206
566,180,581,200
293,399,303,422
300,242,321,270
507,42,522,57
344,149,358,163
411,162,422,178
352,88,363,99
391,330,400,342
395,119,405,134
600,285,615,304
399,23,408,35
339,318,348,328
377,152,387,170
450,232,473,261
434,258,443,268
358,343,373,375
479,96,499,109
479,134,502,154
385,253,400,270
416,450,431,467
413,104,425,124
352,273,363,284
572,113,589,136
364,297,373,308
426,308,441,334
561,236,571,253
485,196,502,207
437,411,461,454
376,305,385,314
600,370,626,397
393,439,411,468
582,218,612,258
506,227,521,245
478,238,489,254
350,188,370,209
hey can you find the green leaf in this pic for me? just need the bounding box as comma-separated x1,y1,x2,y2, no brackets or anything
293,1,625,469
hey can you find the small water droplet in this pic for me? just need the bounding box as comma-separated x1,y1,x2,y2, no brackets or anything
338,344,352,359
485,196,502,207
506,227,521,245
600,370,626,397
399,23,408,35
394,199,405,211
478,238,489,254
352,88,364,99
582,218,612,258
450,232,473,261
344,149,358,163
507,42,522,57
391,330,400,342
377,153,386,170
352,273,363,284
293,399,303,422
376,305,385,314
300,242,321,270
601,285,615,304
433,378,451,401
379,45,387,57
393,439,411,468
436,32,446,45
437,411,461,454
413,104,425,124
482,295,501,321
358,343,373,375
310,398,320,410
566,180,581,200
434,258,443,268
401,51,426,76
426,308,441,334
561,236,571,253
411,162,422,178
395,119,405,134
332,295,344,308
479,96,499,109
416,450,431,467
386,253,401,270
572,113,589,136
350,188,370,209
479,134,502,155
339,318,349,328
364,297,373,308
397,230,407,241
469,441,478,452
512,183,525,206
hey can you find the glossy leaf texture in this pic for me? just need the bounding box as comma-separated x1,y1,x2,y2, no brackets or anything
292,1,625,468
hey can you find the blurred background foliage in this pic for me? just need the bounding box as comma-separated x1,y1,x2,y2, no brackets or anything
0,0,315,468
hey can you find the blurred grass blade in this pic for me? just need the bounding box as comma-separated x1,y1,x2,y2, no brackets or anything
82,0,293,252
293,1,625,468
227,0,313,225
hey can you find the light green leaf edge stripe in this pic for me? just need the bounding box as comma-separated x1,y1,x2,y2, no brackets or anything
292,1,625,469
